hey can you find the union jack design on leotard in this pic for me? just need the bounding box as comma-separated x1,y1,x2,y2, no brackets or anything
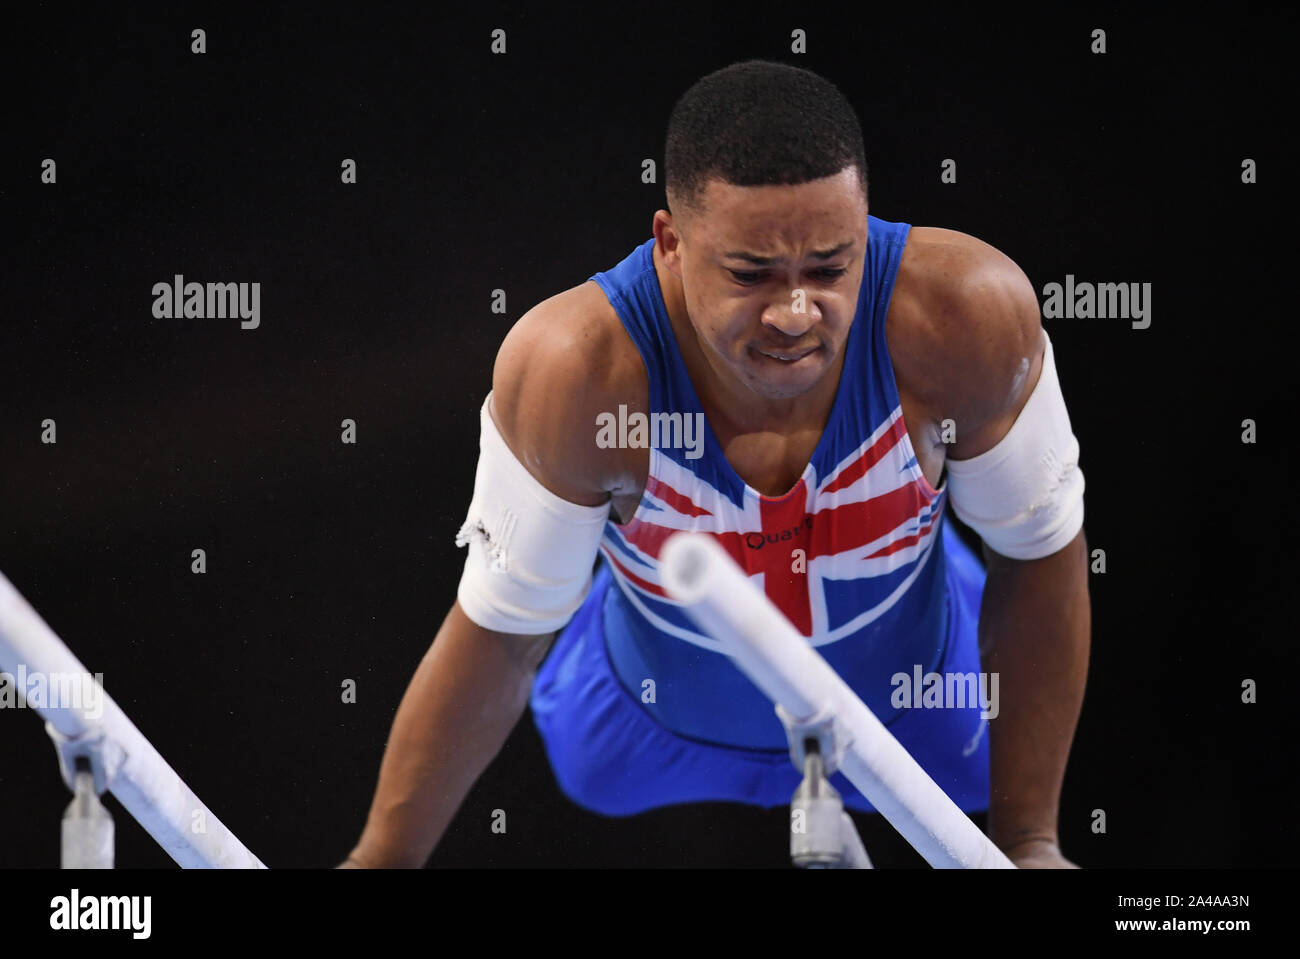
600,404,945,650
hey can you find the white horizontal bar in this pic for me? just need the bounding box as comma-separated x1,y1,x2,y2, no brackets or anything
659,532,1013,869
0,570,265,868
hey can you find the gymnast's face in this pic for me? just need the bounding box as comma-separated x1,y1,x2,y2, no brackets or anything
657,166,868,402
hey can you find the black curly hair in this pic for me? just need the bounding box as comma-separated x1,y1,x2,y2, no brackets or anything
664,59,868,220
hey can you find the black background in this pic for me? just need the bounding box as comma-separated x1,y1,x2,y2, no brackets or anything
2,4,1295,869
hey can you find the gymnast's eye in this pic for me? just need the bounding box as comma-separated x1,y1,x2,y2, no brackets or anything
728,268,848,286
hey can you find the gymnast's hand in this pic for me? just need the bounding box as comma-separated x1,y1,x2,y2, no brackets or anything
1003,838,1079,869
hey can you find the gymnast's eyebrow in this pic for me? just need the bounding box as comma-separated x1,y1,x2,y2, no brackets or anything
722,241,853,265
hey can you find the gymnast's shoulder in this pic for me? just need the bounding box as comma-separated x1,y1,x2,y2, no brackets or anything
890,225,1045,461
489,281,644,507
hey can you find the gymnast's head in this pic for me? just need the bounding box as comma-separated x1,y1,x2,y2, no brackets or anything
657,59,870,403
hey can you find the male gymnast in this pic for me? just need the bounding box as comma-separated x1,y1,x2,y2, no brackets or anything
341,59,1090,869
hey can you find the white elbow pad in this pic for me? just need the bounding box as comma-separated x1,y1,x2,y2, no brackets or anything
454,392,611,633
945,332,1085,560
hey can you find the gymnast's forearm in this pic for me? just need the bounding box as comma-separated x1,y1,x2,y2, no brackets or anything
978,529,1091,856
343,601,555,868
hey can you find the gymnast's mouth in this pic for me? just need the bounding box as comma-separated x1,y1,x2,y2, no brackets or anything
753,345,820,362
